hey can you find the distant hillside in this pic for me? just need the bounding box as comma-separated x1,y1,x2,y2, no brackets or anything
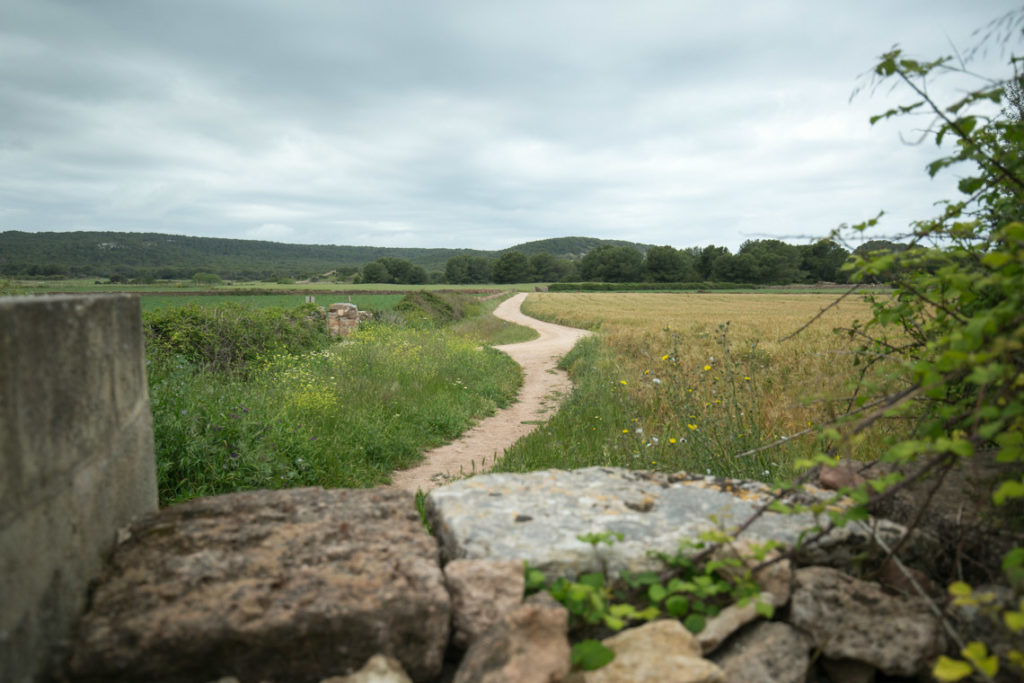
0,230,646,281
501,236,652,260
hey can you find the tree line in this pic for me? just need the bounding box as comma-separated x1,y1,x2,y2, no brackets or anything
356,238,900,286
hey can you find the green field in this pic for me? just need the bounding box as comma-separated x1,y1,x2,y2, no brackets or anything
9,278,523,294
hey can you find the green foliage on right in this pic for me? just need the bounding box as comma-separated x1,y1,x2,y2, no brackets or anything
806,12,1024,680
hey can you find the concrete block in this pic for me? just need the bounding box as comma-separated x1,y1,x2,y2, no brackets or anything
0,294,157,683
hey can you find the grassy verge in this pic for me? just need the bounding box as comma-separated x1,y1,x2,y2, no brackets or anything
493,292,904,482
148,296,523,505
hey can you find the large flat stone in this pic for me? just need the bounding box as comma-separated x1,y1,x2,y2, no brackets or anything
426,468,911,578
70,487,449,683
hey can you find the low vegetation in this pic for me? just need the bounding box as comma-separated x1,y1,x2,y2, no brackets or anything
147,293,525,505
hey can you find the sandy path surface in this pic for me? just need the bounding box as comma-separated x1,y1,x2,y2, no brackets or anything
389,292,592,493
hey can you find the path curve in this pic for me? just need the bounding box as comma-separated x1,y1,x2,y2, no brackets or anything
389,293,592,493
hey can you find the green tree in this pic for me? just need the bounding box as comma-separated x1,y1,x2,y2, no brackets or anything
360,261,391,283
529,252,574,282
579,245,644,282
492,251,532,284
696,245,730,280
445,254,493,284
799,240,851,283
644,245,698,282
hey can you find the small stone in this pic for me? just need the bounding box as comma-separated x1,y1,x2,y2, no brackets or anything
445,559,525,649
698,593,774,654
320,654,412,683
453,592,570,683
711,621,811,683
581,620,724,683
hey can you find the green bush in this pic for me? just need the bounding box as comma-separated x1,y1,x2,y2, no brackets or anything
143,302,330,373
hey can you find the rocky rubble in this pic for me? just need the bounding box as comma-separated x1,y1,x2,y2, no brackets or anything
64,468,957,682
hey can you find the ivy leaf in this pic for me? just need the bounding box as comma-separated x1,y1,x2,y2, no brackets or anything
932,655,974,682
755,600,775,619
682,613,706,634
993,478,1024,506
1004,610,1024,632
571,640,615,671
648,583,668,604
665,595,690,617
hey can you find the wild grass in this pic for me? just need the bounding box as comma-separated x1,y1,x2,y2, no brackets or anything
450,295,539,345
494,292,899,482
151,322,521,505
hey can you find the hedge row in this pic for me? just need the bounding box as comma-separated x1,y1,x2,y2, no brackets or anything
546,282,760,292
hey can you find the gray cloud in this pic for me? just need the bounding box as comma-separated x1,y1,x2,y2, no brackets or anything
1,0,1019,251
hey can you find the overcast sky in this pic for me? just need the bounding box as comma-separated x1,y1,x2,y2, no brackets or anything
1,1,1020,252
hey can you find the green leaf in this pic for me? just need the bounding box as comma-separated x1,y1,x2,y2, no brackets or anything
948,581,973,598
648,583,668,604
578,572,605,589
682,613,706,634
1004,610,1024,632
962,641,998,677
994,478,1024,506
755,600,775,619
932,655,974,682
571,640,615,671
958,176,985,195
665,595,690,617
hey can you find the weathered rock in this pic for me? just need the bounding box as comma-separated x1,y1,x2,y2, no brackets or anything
818,459,867,491
426,468,919,579
445,559,526,649
453,592,570,683
697,593,774,654
820,657,877,683
70,487,449,683
320,654,412,683
580,619,723,683
711,621,811,683
788,566,945,676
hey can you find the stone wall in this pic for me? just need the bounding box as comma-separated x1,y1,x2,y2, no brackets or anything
0,295,158,683
327,302,371,337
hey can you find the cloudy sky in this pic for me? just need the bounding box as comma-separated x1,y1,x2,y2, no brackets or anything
1,1,1020,252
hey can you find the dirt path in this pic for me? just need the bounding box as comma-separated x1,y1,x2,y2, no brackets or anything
389,293,592,493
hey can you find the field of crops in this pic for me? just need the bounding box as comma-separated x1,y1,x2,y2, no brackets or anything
494,291,895,482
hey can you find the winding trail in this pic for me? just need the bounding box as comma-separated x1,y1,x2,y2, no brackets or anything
389,293,592,493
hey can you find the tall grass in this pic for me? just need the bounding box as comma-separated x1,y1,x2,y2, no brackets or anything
148,305,521,505
494,292,901,482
